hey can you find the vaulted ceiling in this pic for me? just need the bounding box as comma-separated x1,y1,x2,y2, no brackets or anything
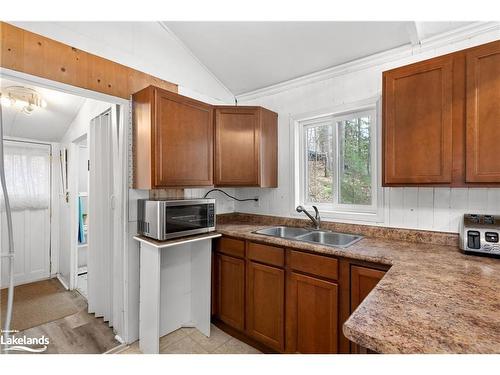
164,21,475,95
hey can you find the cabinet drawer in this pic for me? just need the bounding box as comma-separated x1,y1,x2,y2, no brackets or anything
217,237,245,258
247,242,284,267
288,250,338,280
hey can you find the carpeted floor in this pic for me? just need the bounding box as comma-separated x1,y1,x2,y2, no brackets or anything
1,278,86,332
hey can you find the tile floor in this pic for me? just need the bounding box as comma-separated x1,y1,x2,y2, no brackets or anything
119,324,261,354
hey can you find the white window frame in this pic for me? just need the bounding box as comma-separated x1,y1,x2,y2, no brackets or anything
291,97,383,223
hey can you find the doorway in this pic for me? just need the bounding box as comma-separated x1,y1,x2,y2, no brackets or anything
0,69,129,352
75,135,89,298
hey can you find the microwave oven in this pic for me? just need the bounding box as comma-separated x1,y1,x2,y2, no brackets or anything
137,198,216,241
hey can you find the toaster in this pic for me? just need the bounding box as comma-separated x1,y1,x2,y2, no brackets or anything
460,214,500,257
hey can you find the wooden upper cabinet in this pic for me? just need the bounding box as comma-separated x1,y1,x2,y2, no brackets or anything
215,106,278,187
246,261,285,352
133,89,279,189
466,41,500,183
383,55,453,185
133,86,214,188
383,40,500,187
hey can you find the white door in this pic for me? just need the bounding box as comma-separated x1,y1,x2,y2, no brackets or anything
1,141,51,287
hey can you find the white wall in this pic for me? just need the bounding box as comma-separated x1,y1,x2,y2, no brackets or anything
184,188,236,214
234,28,500,233
10,22,235,105
60,99,111,144
78,145,88,194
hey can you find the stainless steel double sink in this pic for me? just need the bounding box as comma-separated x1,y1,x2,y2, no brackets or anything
252,226,363,248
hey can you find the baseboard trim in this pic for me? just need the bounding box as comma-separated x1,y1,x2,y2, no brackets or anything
56,274,69,290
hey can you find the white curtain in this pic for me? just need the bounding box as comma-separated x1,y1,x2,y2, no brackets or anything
0,142,50,211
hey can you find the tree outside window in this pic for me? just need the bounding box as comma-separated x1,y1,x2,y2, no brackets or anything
301,108,375,214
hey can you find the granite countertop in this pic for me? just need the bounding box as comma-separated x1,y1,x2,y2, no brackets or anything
216,222,500,354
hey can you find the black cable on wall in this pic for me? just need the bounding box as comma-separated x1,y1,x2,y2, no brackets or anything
203,188,258,202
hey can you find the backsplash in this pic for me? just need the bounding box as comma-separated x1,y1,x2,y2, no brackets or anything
217,212,459,247
185,188,236,214
233,187,500,234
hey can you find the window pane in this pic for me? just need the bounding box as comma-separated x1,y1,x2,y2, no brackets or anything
338,116,372,205
305,123,334,203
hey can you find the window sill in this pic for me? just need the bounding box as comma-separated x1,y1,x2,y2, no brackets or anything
291,206,383,224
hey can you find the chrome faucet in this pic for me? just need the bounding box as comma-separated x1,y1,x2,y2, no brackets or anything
296,205,321,230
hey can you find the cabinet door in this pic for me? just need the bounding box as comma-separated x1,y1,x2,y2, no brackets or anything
466,41,500,182
350,265,386,353
154,89,213,187
286,272,338,353
215,107,260,186
246,261,285,351
383,56,453,184
216,253,245,330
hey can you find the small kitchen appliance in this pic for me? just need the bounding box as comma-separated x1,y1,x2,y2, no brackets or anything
137,198,216,241
460,214,500,257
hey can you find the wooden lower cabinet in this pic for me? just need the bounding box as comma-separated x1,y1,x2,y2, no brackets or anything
350,265,386,353
246,261,285,351
216,253,245,331
286,272,339,353
213,237,387,354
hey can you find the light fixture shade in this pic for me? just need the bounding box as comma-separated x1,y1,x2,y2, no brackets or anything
0,86,47,115
22,104,35,115
0,95,15,107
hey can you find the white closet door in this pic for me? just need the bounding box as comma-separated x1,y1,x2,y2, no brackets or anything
88,109,114,324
